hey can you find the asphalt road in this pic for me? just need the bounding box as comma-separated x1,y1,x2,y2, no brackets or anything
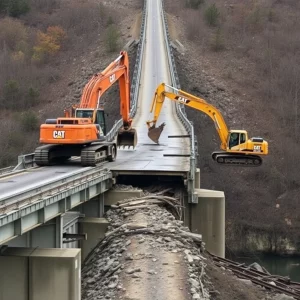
109,0,190,173
0,0,190,199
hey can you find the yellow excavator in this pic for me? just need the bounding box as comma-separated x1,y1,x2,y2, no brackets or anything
146,83,268,166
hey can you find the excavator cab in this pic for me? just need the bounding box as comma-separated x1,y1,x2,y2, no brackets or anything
75,108,107,136
227,131,247,149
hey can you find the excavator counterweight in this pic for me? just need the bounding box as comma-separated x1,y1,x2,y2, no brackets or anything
146,83,268,167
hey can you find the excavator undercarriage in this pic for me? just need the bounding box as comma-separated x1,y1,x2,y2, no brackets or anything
35,142,117,167
212,152,262,167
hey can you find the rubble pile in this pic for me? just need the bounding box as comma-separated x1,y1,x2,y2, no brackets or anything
82,186,210,300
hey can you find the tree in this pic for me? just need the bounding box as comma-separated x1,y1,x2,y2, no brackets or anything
33,26,66,62
3,0,30,17
105,24,119,52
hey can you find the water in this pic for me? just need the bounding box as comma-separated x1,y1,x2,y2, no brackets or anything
227,253,300,282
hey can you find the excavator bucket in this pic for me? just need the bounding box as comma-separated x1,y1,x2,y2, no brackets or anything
117,128,138,148
148,122,166,144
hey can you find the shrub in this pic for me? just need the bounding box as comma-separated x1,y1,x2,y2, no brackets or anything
185,0,204,9
2,80,21,109
25,87,40,107
106,16,114,27
0,17,28,51
204,3,220,27
11,50,25,62
105,24,119,52
7,0,30,17
30,0,60,13
211,28,225,51
20,111,39,131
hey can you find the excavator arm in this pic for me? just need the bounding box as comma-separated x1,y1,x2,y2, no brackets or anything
146,83,268,166
147,83,229,150
79,51,132,129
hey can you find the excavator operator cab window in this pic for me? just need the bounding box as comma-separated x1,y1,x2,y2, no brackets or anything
95,110,106,135
240,133,246,144
76,110,93,119
229,132,240,149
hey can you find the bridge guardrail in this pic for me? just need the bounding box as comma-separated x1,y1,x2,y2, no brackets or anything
161,0,198,203
0,166,111,216
105,0,147,142
0,166,14,175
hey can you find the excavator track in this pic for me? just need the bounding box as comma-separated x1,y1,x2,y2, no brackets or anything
35,143,117,167
81,142,117,167
212,152,262,167
34,145,58,166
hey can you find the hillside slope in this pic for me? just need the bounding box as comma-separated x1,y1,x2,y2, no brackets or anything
165,0,300,253
0,0,141,167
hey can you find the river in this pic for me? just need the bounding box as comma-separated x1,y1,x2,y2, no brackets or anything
227,253,300,282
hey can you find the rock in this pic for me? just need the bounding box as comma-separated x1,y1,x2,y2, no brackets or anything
87,278,96,284
108,281,118,289
192,294,201,299
237,278,252,286
189,278,200,289
125,240,132,246
186,254,194,264
148,270,155,275
273,294,296,300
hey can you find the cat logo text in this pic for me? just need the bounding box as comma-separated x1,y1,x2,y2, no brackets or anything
53,130,65,139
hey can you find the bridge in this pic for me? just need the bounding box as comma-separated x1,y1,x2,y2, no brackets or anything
0,0,225,299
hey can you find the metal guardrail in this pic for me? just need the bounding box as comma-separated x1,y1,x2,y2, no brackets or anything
0,166,111,215
0,166,14,175
105,0,147,142
160,0,198,203
0,153,36,177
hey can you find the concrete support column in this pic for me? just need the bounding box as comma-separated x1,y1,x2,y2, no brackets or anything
79,217,109,261
189,189,225,258
0,247,81,300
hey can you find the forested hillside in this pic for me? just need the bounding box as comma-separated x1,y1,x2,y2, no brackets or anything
0,0,140,167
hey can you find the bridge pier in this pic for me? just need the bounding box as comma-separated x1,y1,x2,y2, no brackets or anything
0,247,81,300
185,188,225,258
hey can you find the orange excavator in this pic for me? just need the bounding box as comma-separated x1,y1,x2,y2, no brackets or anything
34,51,137,167
146,83,268,166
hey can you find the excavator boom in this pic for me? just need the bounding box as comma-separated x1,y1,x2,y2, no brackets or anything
146,83,268,167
